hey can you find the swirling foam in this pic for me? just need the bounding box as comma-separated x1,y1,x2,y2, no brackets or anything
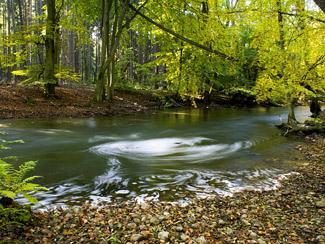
90,137,252,163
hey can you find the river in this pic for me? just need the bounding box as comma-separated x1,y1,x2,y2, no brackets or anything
0,106,310,208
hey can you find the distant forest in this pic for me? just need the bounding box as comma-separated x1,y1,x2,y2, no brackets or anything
0,0,324,121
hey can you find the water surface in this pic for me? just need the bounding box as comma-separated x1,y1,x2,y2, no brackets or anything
0,107,309,208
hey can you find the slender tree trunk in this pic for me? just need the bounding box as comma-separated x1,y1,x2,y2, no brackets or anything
44,0,57,97
95,0,111,102
96,0,126,102
287,98,297,125
277,0,285,50
6,0,12,83
107,58,115,101
35,0,44,65
10,0,17,84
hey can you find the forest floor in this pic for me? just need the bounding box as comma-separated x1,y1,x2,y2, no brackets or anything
1,135,324,243
0,85,162,119
0,84,256,120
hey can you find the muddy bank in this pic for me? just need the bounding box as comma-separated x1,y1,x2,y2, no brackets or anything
0,85,162,119
1,135,324,243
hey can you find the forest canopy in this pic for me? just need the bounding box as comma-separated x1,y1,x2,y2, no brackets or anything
0,0,324,122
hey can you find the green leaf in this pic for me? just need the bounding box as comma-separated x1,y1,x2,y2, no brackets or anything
21,192,38,204
0,190,16,199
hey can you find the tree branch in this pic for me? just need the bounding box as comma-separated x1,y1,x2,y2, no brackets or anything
127,3,237,61
122,0,149,30
313,0,325,12
279,11,325,24
302,55,325,80
222,9,325,24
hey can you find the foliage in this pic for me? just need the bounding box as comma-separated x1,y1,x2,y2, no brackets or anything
12,65,81,85
0,159,47,204
0,133,46,237
0,204,32,231
0,203,34,238
55,67,81,83
225,87,256,105
0,0,324,116
304,117,325,126
0,135,47,205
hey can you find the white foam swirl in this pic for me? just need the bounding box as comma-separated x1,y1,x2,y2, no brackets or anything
90,137,252,163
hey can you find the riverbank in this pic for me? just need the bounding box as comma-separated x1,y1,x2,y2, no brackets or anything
1,135,324,243
0,85,162,119
0,85,259,120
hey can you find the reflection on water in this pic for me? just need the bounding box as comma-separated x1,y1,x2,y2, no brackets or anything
0,107,309,208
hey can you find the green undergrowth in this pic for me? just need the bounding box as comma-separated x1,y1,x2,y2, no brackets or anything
0,132,47,236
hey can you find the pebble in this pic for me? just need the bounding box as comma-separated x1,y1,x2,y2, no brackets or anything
140,231,151,239
140,203,149,209
130,234,143,242
249,231,257,238
139,224,146,231
241,219,251,226
197,236,207,244
133,218,140,223
196,207,203,212
269,227,276,232
175,226,183,232
257,238,267,244
127,222,137,229
224,227,233,235
158,231,169,241
180,234,189,241
149,217,159,224
218,219,226,225
315,199,325,208
163,211,170,218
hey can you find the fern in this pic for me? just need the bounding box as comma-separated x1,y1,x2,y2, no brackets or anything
0,136,47,205
0,159,47,206
0,160,48,204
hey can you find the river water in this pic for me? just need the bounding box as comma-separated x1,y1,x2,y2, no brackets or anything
0,107,309,208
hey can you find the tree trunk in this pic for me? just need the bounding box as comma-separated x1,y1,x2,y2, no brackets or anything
95,0,111,102
310,99,321,118
44,0,57,98
107,58,115,101
95,0,126,102
287,99,298,126
35,0,44,65
6,0,12,83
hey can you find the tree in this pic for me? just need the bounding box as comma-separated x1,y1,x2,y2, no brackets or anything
44,0,57,97
254,0,324,124
0,0,323,112
94,0,130,102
